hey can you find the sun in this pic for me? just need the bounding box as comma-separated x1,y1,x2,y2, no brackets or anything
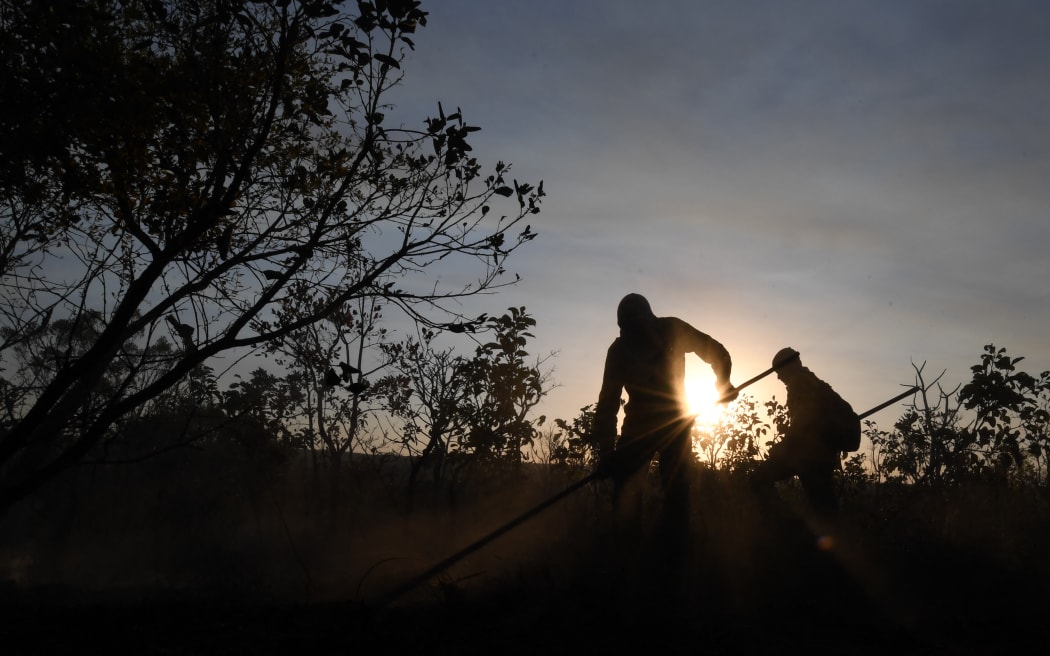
683,363,731,428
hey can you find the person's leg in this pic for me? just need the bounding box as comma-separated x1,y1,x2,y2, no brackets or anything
796,466,849,603
605,450,650,595
748,449,793,514
654,421,694,570
609,436,656,542
613,461,647,531
799,466,839,530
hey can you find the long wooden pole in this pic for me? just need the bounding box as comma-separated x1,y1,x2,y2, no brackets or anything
375,360,919,607
373,360,797,606
858,386,920,420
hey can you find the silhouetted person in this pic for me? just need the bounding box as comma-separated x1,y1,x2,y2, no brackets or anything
750,347,860,531
592,293,736,567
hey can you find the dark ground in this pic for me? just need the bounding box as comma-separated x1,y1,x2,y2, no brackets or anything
3,511,1045,656
3,468,1048,655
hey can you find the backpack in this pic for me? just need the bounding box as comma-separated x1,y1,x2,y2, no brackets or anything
791,369,862,452
827,394,861,452
836,409,862,452
811,376,861,452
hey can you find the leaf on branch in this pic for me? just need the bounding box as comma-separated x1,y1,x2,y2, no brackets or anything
324,368,342,387
426,117,445,134
373,53,400,69
339,362,360,380
347,380,370,394
165,315,194,340
165,315,195,351
355,16,377,32
493,186,513,197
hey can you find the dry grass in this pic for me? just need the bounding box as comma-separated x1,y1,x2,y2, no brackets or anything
2,462,1048,654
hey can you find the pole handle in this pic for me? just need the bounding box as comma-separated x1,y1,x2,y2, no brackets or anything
376,472,597,606
716,349,799,404
858,385,921,420
376,358,800,606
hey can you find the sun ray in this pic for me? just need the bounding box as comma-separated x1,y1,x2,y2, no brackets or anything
684,363,730,429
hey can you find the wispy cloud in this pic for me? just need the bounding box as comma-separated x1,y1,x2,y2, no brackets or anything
393,0,1050,421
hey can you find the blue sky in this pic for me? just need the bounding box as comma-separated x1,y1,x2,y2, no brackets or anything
387,1,1050,428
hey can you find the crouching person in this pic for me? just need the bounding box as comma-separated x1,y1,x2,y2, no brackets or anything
750,347,860,533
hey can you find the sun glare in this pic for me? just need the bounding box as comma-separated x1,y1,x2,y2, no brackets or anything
684,365,730,429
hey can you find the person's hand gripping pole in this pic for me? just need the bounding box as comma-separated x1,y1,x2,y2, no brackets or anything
715,349,800,405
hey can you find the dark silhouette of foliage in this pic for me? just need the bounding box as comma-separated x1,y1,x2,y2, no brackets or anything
959,344,1045,470
544,404,598,472
377,326,469,509
871,345,1050,486
0,0,542,514
223,367,308,451
693,395,776,474
456,307,552,467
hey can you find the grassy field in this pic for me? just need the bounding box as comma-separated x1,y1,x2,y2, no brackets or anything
2,466,1048,654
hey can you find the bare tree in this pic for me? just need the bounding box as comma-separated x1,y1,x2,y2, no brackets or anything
0,0,543,514
870,362,956,485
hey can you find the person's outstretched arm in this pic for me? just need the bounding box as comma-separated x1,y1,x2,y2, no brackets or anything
671,317,734,395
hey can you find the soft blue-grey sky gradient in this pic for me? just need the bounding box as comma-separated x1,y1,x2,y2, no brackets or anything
390,1,1050,428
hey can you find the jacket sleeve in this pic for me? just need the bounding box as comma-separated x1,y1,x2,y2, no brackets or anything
671,317,733,386
592,343,624,453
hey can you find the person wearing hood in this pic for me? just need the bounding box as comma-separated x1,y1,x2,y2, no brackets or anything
592,293,737,562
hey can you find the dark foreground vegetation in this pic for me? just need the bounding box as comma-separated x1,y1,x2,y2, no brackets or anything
2,456,1048,655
